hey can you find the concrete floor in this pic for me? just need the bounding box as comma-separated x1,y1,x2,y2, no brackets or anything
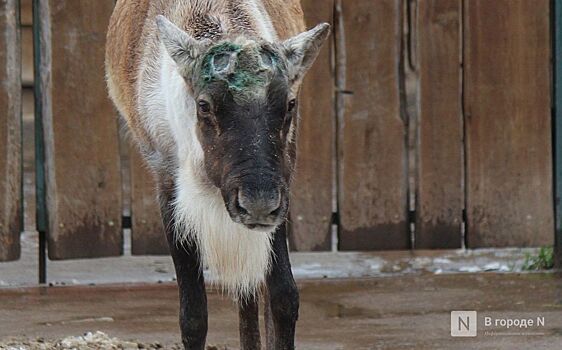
1,273,561,349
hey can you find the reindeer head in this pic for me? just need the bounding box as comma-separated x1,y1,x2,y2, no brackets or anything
156,15,330,231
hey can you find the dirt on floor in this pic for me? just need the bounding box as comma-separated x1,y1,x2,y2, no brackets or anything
0,331,184,349
1,273,561,350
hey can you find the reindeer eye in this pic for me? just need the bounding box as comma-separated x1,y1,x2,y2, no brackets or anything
198,100,211,114
288,99,296,112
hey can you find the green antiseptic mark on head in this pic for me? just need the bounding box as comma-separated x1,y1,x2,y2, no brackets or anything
199,41,277,100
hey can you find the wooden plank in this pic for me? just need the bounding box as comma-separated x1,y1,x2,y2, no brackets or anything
338,0,409,250
555,0,562,267
34,0,49,283
415,0,462,249
21,0,32,26
22,26,33,87
130,144,167,255
42,0,122,259
0,0,22,261
288,0,334,251
464,0,553,247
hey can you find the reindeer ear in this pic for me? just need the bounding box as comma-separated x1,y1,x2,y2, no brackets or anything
282,23,331,83
156,15,205,66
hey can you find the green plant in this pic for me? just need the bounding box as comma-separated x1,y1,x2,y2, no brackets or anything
522,247,554,270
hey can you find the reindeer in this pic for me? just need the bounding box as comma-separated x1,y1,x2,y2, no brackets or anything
106,1,329,349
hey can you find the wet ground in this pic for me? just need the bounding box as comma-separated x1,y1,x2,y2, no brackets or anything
1,273,561,349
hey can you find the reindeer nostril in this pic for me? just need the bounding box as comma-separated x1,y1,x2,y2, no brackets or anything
268,189,282,217
235,189,249,216
269,205,281,217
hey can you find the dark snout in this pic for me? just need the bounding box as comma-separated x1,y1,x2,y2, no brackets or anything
224,176,288,231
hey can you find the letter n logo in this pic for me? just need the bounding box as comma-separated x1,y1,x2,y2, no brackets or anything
451,311,477,337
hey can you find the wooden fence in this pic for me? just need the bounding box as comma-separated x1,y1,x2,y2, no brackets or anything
0,0,556,262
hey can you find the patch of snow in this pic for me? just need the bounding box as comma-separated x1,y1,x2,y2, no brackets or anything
499,265,511,272
458,266,482,273
483,262,501,271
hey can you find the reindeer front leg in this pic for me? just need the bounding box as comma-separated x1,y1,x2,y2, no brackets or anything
239,296,261,349
266,223,299,350
171,244,207,350
158,176,208,350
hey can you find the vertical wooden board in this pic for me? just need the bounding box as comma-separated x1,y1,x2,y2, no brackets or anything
21,0,32,26
21,26,33,87
44,0,122,259
464,0,553,247
415,0,462,249
0,0,22,261
338,0,409,250
288,0,334,251
130,145,167,255
555,0,562,266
